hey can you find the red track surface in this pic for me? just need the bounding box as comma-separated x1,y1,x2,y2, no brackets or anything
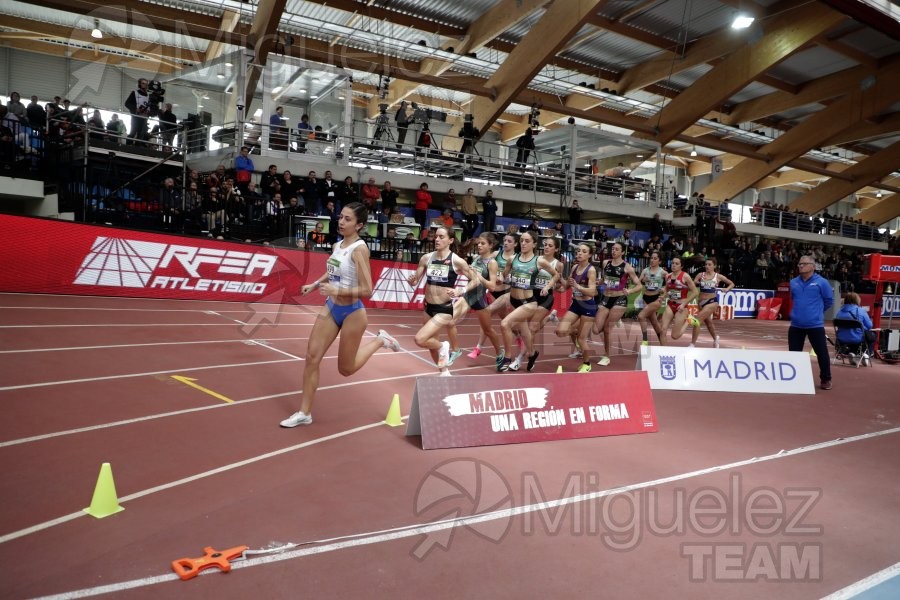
0,292,898,599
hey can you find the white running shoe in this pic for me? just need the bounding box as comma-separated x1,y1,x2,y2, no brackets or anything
568,351,583,359
548,309,559,323
437,340,451,368
713,336,721,349
280,411,313,428
688,343,695,348
378,329,401,352
508,358,522,371
596,356,611,367
439,368,452,377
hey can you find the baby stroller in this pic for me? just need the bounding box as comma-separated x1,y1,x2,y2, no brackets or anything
830,317,873,368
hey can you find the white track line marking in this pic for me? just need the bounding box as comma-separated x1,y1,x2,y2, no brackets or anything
820,562,900,599
32,426,900,599
0,323,315,329
0,337,311,354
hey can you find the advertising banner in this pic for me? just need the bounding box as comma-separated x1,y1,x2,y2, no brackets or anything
406,372,658,450
638,346,815,395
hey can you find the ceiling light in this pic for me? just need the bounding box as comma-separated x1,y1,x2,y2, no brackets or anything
876,191,883,198
311,95,319,99
91,19,102,39
299,89,307,94
690,147,698,157
216,73,225,79
731,14,755,29
225,62,233,67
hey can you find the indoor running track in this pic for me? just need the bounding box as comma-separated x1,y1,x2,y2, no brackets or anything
0,292,898,599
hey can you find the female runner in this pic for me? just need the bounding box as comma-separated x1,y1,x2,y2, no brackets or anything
555,242,597,372
407,226,472,375
459,232,505,369
592,241,643,366
281,202,401,427
693,257,735,348
658,256,701,346
637,251,667,345
520,236,563,365
468,233,517,359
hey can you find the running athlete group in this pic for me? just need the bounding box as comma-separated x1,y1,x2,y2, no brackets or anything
281,206,733,427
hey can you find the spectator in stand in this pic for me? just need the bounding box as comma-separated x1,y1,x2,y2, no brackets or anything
443,188,457,213
159,103,178,149
159,177,182,231
322,200,340,243
414,182,432,230
481,189,497,234
568,199,583,235
525,218,542,234
361,176,381,212
338,175,358,208
86,109,104,140
124,78,151,144
300,170,320,214
106,113,126,144
295,113,312,152
6,92,26,122
460,187,479,240
606,162,628,177
319,170,339,211
307,221,328,247
280,170,300,209
234,145,254,195
259,164,281,199
26,96,46,131
381,180,398,213
222,177,244,227
650,213,665,240
377,205,392,226
438,208,454,229
269,105,287,150
0,109,17,169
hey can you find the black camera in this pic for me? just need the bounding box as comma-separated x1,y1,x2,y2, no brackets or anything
378,103,389,114
148,80,166,115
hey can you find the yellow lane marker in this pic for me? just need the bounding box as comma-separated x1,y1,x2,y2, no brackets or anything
171,375,234,404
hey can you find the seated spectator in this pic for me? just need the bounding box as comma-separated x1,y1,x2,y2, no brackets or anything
443,189,457,213
106,114,126,143
437,208,454,228
525,218,541,234
835,292,874,355
605,162,627,177
307,221,328,247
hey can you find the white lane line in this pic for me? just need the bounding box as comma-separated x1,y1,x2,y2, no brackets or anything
32,426,900,599
247,340,303,361
0,356,474,448
0,323,315,329
820,562,900,599
0,337,311,354
0,358,298,392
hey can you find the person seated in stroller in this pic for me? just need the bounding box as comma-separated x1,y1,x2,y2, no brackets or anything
833,292,874,366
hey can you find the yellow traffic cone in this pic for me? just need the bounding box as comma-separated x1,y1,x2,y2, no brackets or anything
83,462,124,519
384,394,403,427
556,365,564,374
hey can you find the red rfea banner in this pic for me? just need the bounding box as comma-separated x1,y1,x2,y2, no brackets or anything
406,372,658,450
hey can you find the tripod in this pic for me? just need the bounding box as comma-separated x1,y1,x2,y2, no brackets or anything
373,114,394,142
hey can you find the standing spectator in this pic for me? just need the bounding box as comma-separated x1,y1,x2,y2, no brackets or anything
322,200,340,243
124,78,151,144
87,109,105,141
300,170,320,214
443,188,458,213
159,103,178,149
381,180,398,213
568,199,583,237
460,187,479,240
414,182,432,230
338,175,358,208
361,176,381,212
295,113,312,152
319,170,339,211
278,170,299,209
234,145,254,195
649,212,665,240
26,96,46,131
394,101,409,148
269,105,287,150
259,164,281,199
789,255,834,390
481,189,497,234
6,92,26,121
106,113,126,144
159,177,182,231
514,128,535,167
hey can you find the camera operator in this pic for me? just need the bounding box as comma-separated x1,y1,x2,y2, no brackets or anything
459,114,479,155
394,101,409,147
124,78,152,144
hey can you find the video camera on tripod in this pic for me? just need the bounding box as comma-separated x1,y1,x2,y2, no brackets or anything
373,102,393,141
411,102,431,126
147,80,166,117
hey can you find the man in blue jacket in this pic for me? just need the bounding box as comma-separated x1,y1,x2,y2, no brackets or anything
789,255,834,390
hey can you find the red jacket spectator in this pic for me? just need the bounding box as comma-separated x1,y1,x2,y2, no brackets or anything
414,184,432,211
361,178,381,211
